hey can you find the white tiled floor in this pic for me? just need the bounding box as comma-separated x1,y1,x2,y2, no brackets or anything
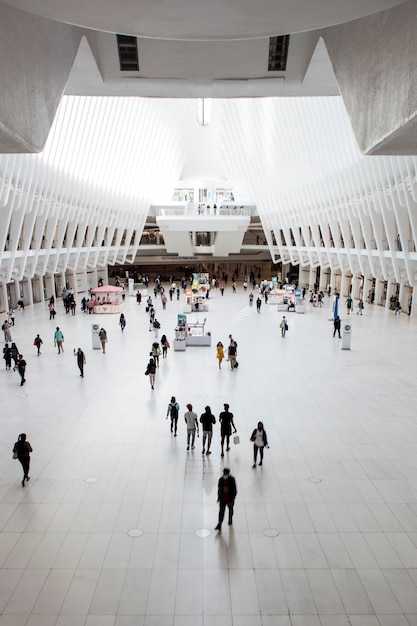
1,286,417,625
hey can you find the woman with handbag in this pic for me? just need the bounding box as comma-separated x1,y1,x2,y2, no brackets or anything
145,357,156,389
13,433,33,486
250,422,269,468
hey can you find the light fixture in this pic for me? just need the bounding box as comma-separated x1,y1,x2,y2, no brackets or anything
196,99,212,126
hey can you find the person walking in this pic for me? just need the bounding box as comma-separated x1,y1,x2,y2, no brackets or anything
17,354,27,386
54,327,64,353
2,319,12,343
119,312,126,331
153,317,161,338
166,396,179,435
228,341,237,370
356,300,364,315
10,342,19,370
3,343,12,370
216,341,224,369
8,308,15,326
161,334,170,358
250,421,269,467
74,347,86,377
13,433,33,486
33,334,43,356
98,328,107,353
145,356,156,389
220,284,225,296
219,403,237,457
151,341,160,367
333,316,341,338
200,405,216,455
249,292,254,306
215,468,237,531
280,316,288,338
256,297,262,313
184,403,199,450
346,296,353,314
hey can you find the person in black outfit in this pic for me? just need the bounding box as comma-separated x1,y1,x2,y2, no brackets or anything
13,433,33,486
215,468,237,531
200,406,216,455
74,347,86,377
17,354,26,385
219,403,237,457
333,316,341,338
166,396,179,435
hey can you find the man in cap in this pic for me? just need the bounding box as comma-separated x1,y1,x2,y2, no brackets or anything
184,403,199,450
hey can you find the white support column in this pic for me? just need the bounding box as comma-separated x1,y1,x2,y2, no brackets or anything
0,283,8,313
308,266,315,291
374,279,383,307
340,273,349,298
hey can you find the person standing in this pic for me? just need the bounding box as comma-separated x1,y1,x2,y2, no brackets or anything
215,468,237,531
13,433,33,487
256,297,262,313
33,334,43,356
216,341,224,369
119,313,126,331
2,319,12,343
220,284,225,296
74,347,86,377
166,396,179,435
8,308,15,326
200,405,216,455
250,421,269,467
333,316,341,338
145,356,156,389
184,403,199,450
219,403,237,457
280,316,288,338
17,354,27,386
98,328,107,353
54,327,64,353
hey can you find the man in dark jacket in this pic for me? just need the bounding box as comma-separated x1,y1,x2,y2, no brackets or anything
215,468,237,531
333,316,341,338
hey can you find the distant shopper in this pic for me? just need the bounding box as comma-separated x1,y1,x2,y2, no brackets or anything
17,354,27,386
333,316,341,338
220,284,225,296
3,343,12,370
346,296,353,314
33,334,43,356
184,403,199,450
161,334,170,358
256,297,262,313
98,328,107,353
200,406,216,455
153,318,161,338
356,300,364,315
215,468,237,531
280,316,288,338
395,299,402,315
250,421,269,468
54,327,64,353
145,357,156,389
216,341,224,369
249,292,254,306
219,403,237,457
167,396,180,435
228,341,237,369
13,433,33,487
2,319,12,343
119,313,126,331
74,347,86,377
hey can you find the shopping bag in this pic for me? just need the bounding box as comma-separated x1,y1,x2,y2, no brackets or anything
233,435,240,445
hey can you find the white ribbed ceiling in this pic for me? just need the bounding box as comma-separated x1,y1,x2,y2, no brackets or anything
1,0,405,40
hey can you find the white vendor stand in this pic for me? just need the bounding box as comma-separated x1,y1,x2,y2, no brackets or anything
186,321,211,346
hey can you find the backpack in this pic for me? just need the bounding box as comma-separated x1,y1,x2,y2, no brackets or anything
170,403,179,419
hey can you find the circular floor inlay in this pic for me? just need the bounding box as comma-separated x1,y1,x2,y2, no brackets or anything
262,528,279,537
127,528,144,537
196,528,211,538
308,476,322,483
85,476,99,483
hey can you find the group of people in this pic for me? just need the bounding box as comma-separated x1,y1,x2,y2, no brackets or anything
216,334,238,369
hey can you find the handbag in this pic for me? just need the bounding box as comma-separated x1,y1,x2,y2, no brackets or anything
13,451,18,459
233,435,240,445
